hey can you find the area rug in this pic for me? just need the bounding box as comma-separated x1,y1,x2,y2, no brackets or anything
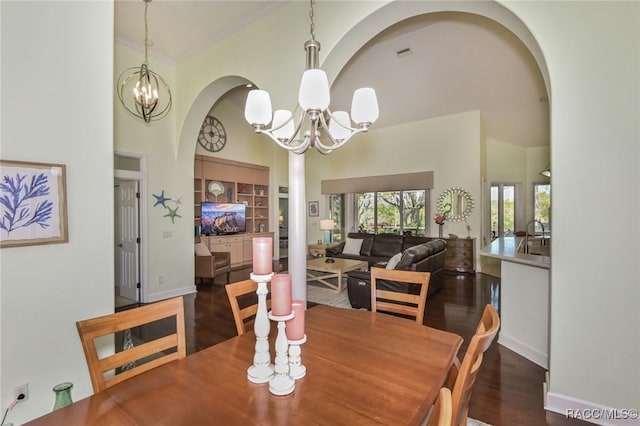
306,282,352,309
468,418,492,426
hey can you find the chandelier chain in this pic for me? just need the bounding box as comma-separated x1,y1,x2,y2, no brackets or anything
143,0,150,65
309,0,316,41
116,0,172,123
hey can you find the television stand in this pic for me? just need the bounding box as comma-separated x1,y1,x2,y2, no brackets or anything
201,232,273,268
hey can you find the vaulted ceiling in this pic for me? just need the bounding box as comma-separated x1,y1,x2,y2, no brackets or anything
115,1,548,147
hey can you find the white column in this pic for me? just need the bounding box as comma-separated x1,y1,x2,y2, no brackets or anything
288,152,307,305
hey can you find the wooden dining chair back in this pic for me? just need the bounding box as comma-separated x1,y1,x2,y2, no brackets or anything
427,387,453,426
225,279,270,336
450,303,500,426
76,296,186,393
370,267,430,324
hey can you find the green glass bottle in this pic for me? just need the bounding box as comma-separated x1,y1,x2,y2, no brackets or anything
52,382,73,411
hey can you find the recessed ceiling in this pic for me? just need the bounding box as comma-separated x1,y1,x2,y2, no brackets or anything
114,2,548,147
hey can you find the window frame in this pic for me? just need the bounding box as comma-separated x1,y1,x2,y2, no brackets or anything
353,189,427,236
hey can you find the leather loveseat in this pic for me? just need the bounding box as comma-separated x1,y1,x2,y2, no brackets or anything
337,236,447,309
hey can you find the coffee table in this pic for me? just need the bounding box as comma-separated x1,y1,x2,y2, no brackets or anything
306,257,368,292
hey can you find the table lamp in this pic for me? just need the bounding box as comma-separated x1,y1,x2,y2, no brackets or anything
320,219,335,244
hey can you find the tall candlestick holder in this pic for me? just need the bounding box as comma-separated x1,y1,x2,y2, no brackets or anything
247,272,274,384
288,334,307,380
267,311,295,395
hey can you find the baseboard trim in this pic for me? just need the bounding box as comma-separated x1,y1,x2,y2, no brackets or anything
498,332,548,369
146,285,197,303
545,391,640,425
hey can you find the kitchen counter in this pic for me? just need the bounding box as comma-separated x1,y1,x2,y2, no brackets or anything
480,236,550,269
480,236,550,368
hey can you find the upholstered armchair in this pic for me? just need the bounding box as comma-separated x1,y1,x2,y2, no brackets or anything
195,241,231,284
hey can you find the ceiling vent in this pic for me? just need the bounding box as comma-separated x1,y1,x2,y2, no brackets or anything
396,48,413,58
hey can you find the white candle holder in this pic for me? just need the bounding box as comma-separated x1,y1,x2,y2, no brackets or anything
267,310,295,395
247,272,274,384
288,334,307,380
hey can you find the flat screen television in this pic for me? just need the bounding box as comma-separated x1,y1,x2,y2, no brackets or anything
200,202,246,235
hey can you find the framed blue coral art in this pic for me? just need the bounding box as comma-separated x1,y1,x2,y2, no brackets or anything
0,160,68,248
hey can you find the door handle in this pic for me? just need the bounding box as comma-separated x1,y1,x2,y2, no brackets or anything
118,243,123,248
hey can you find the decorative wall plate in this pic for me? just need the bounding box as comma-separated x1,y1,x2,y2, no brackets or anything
208,180,224,197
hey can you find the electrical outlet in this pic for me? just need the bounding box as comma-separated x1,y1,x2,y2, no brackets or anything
158,276,164,285
15,382,29,402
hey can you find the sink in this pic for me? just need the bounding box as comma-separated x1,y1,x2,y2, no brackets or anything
518,237,551,256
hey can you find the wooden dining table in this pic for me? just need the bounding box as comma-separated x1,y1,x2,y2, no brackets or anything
27,305,462,425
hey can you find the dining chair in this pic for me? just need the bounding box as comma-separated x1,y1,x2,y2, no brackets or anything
370,267,430,324
76,296,186,393
426,387,453,426
449,303,500,426
225,279,270,336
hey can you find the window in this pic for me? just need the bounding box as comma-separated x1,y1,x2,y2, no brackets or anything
328,194,344,242
533,184,551,232
491,184,515,237
355,192,375,233
354,190,426,235
403,190,426,234
114,154,142,172
376,191,401,233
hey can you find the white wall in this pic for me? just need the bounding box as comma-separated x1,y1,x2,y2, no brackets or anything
305,110,482,244
504,0,640,413
0,2,114,423
195,96,270,166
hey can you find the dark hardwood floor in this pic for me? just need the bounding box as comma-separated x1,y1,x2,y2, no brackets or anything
175,266,587,426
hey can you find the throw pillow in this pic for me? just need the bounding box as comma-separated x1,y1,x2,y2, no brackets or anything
343,237,364,255
195,241,211,256
386,252,403,270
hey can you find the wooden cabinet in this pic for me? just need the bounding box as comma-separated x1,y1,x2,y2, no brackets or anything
443,237,476,273
203,232,273,268
194,155,270,234
206,235,244,266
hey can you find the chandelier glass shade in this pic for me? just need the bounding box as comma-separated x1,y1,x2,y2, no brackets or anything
244,0,378,154
117,0,172,123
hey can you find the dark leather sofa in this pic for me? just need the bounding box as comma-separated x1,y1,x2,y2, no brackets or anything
326,233,447,309
325,232,435,267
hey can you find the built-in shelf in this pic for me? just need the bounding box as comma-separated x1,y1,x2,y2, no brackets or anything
194,155,270,235
194,155,273,267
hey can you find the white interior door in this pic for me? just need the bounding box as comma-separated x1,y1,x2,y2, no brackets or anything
115,179,139,301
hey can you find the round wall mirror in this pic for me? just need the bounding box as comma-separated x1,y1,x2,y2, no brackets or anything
436,187,475,222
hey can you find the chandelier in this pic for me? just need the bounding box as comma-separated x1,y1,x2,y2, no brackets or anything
117,0,172,123
244,0,379,154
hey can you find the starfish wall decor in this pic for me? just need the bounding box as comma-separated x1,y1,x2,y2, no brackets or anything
152,190,182,224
